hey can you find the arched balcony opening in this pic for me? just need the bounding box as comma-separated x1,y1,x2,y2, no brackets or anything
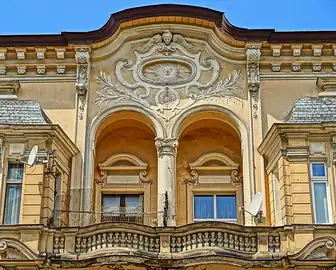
174,111,245,226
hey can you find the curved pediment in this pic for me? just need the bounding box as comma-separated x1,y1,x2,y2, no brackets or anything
99,153,148,168
189,152,239,168
0,238,40,261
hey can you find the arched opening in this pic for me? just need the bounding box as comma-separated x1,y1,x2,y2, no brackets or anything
91,111,157,226
175,111,244,226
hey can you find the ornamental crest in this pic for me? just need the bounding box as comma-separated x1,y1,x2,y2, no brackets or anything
96,30,243,121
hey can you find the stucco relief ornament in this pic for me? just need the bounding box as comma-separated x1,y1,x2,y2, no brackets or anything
96,30,243,121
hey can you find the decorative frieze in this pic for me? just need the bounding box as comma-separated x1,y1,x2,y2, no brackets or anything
75,46,90,120
312,63,322,72
17,66,26,75
155,138,178,157
246,45,261,119
36,65,46,75
272,63,281,72
56,65,66,74
292,63,301,72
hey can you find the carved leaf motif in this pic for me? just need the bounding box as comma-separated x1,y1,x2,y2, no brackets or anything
96,71,149,107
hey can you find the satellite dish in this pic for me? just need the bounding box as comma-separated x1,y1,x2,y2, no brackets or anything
27,145,38,167
246,192,262,216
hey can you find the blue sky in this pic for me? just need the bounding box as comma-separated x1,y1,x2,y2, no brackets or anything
0,0,335,34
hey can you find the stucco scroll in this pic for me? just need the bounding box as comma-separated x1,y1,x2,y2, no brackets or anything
96,30,243,121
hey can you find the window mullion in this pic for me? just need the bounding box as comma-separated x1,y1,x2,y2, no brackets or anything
213,195,216,219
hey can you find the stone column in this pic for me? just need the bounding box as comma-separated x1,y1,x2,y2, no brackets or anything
155,138,178,227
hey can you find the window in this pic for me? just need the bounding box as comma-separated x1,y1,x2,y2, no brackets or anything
3,164,24,225
101,194,144,223
310,163,331,224
193,195,237,222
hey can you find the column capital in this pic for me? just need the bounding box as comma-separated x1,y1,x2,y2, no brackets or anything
155,138,179,157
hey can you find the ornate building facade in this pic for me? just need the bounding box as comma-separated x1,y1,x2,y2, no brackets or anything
0,4,335,270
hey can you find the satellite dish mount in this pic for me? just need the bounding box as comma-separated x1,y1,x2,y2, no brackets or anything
17,145,48,167
241,192,265,225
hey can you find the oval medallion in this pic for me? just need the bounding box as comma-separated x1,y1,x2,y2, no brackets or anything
140,60,194,86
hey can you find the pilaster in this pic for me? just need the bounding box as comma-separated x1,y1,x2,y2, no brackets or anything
74,46,91,224
246,44,267,220
155,138,178,226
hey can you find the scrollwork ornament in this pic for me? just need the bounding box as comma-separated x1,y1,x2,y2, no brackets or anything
96,30,243,122
230,169,243,185
95,170,107,185
184,170,199,186
139,170,152,184
0,240,7,250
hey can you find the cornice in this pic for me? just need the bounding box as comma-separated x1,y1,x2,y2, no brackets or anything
0,4,335,48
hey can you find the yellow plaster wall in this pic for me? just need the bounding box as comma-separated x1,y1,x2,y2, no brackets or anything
16,82,76,141
260,80,320,136
21,165,44,224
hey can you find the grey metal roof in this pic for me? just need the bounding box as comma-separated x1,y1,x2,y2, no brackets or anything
286,96,336,123
0,99,51,125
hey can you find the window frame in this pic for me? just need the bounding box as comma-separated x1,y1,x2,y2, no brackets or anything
3,163,24,225
309,162,332,224
193,194,237,223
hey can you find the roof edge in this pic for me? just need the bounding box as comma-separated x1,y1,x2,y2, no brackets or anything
0,4,336,47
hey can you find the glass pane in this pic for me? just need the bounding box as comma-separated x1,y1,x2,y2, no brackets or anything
3,184,22,225
194,195,214,219
216,195,237,219
125,195,141,215
314,183,329,224
312,163,326,177
7,164,24,181
102,195,120,214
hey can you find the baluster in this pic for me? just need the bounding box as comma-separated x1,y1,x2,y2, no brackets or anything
191,234,197,249
251,237,257,252
171,237,176,253
203,232,209,247
234,235,239,250
229,234,234,249
224,233,228,248
155,238,160,253
149,237,154,252
197,233,203,248
114,232,120,247
75,237,81,253
186,234,191,250
144,236,149,251
139,235,144,251
176,237,182,252
133,234,139,249
87,236,92,252
107,233,113,247
54,237,60,254
92,235,97,250
240,236,245,251
245,237,251,252
268,236,274,252
182,236,187,251
102,233,107,248
81,237,87,253
210,232,216,247
217,232,223,247
120,232,126,247
127,233,132,248
97,234,102,249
